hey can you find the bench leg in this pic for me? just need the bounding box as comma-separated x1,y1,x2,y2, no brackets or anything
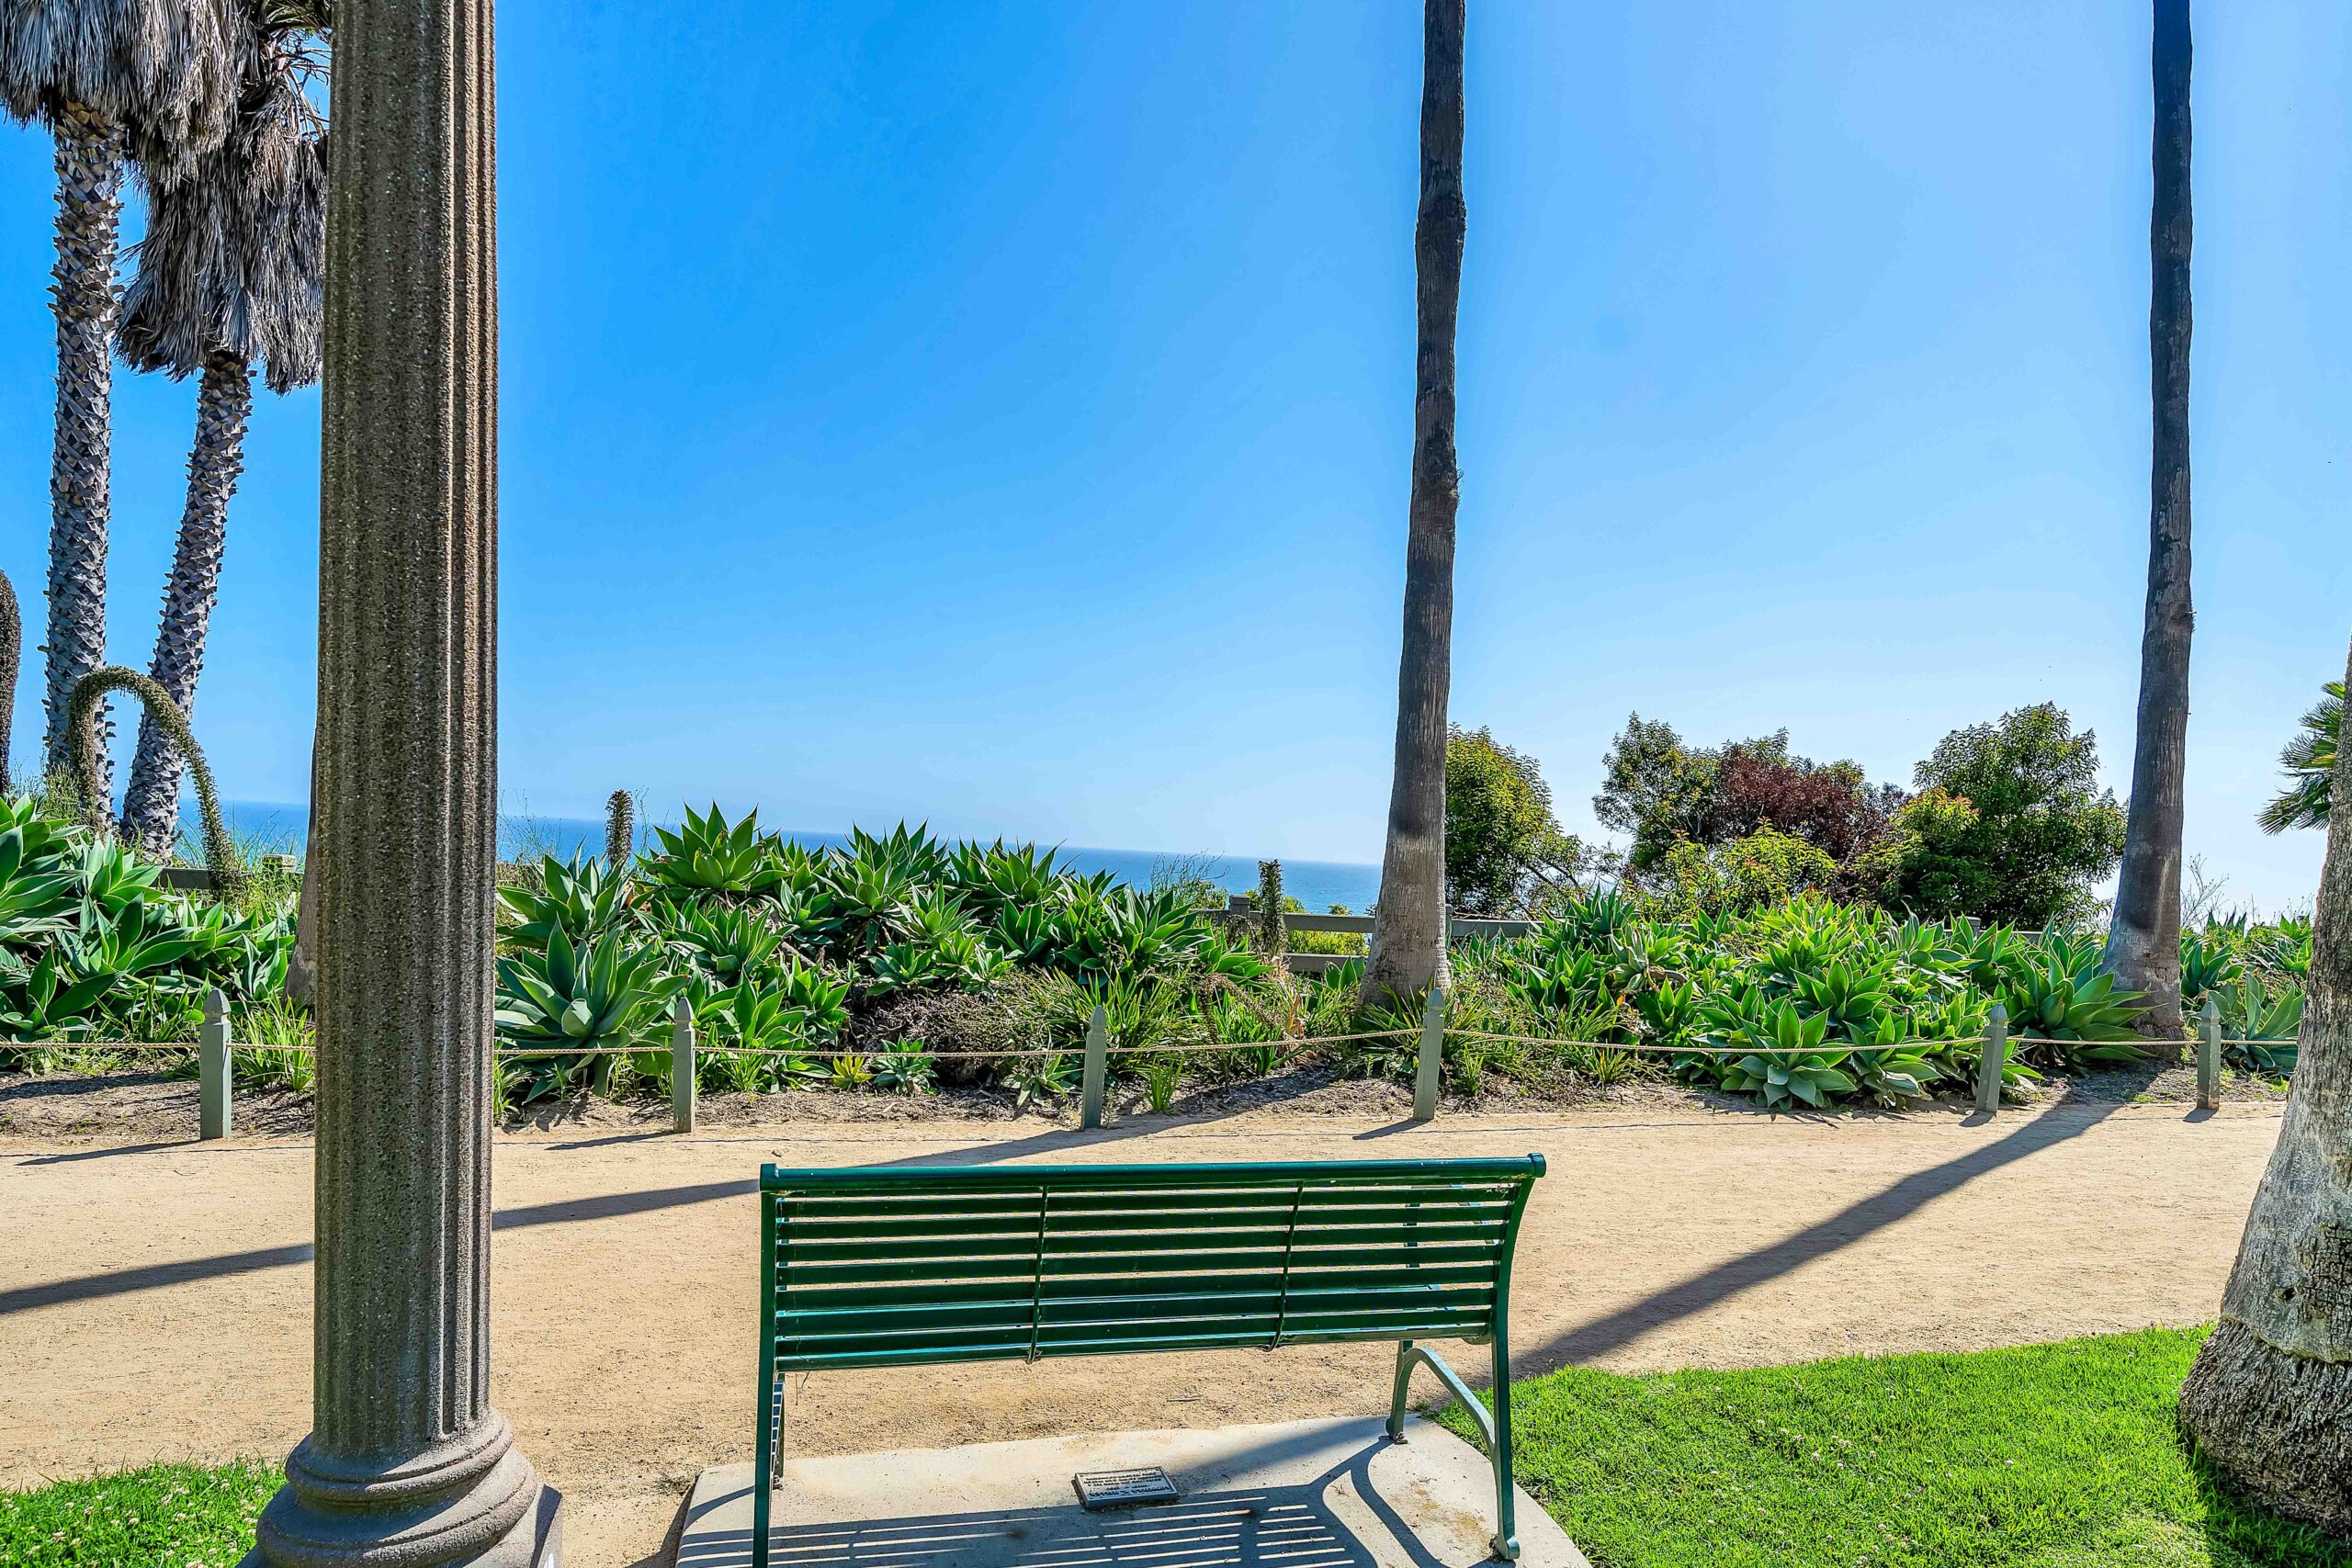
1386,1340,1518,1562
1488,1337,1519,1562
1385,1339,1417,1442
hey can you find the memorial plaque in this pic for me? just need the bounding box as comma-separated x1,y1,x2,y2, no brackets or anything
1073,1467,1181,1510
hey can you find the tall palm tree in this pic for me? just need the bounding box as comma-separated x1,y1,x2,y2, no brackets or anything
1364,0,1467,1010
2105,0,2194,1051
2180,633,2352,1534
115,7,323,857
2260,680,2342,836
1,0,242,795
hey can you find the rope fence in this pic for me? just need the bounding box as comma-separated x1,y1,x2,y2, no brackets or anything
19,1032,2298,1057
12,987,2272,1134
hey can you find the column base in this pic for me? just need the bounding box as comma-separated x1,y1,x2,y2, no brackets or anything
243,1414,561,1568
243,1480,559,1568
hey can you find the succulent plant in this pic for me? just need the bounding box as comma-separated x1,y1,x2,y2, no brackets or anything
605,788,633,869
0,568,16,795
1255,858,1284,955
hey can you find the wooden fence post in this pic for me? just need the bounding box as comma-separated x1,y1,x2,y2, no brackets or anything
672,994,696,1134
2198,995,2222,1111
1412,985,1445,1122
199,986,232,1140
1974,1001,2007,1115
1080,1004,1109,1129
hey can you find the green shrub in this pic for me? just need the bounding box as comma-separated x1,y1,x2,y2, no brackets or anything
1878,705,2126,925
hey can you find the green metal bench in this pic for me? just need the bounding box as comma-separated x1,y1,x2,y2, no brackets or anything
753,1155,1545,1568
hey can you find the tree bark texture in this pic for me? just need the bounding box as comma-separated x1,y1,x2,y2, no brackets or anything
243,0,554,1560
122,351,251,857
2181,634,2352,1538
1365,0,1466,1010
2106,0,2194,1053
40,102,122,795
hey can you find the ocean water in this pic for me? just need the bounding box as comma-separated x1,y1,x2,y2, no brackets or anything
218,801,1383,914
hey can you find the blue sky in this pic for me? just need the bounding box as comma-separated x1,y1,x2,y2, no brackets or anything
1,2,2346,911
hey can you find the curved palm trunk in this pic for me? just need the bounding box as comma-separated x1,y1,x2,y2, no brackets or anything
2180,633,2352,1536
121,351,253,857
1364,0,1467,1010
40,102,124,797
2106,0,2195,1053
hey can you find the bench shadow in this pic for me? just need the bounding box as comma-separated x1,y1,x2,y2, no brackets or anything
679,1442,1462,1568
1517,1091,2134,1372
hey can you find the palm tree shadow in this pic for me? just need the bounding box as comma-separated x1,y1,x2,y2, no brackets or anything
1521,1089,2136,1372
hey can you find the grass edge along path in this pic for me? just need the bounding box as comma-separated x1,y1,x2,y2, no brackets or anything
0,1459,277,1567
4,1332,2345,1568
1445,1326,2348,1568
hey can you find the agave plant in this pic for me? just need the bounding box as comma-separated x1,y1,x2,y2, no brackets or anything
1998,953,2149,1067
945,839,1064,916
641,803,787,899
1787,957,1894,1043
494,928,676,1058
662,901,786,988
499,852,637,953
2222,973,2304,1077
0,820,78,946
824,849,922,954
871,1037,936,1095
0,950,114,1041
1704,1000,1854,1110
2179,929,2243,1001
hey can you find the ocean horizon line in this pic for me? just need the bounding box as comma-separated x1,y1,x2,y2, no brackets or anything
212,799,1385,912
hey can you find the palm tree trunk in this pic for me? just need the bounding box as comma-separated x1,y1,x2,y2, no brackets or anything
1364,0,1468,1010
2105,0,2194,1054
40,102,124,798
2179,634,2352,1537
121,352,252,858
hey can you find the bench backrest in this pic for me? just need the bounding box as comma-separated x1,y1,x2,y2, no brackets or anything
760,1156,1544,1371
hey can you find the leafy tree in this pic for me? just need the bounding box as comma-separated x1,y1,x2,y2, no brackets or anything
117,6,326,856
1444,726,1584,916
1878,705,2125,927
1593,716,1897,878
2259,680,2341,835
1365,0,1466,1008
1593,715,1718,870
1650,827,1836,918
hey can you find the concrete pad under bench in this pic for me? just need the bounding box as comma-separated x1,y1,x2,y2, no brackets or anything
675,1416,1586,1568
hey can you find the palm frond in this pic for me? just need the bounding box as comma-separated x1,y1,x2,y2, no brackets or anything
117,0,323,390
2262,680,2343,835
0,0,245,175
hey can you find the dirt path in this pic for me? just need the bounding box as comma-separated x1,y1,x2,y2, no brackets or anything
1,1097,2282,1565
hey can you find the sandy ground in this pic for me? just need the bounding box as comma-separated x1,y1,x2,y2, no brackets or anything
0,1092,2284,1566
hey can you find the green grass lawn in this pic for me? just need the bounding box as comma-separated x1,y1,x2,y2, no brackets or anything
6,1331,2344,1568
0,1461,277,1567
1453,1327,2349,1568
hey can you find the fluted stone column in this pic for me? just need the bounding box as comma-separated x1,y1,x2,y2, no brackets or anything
246,0,557,1562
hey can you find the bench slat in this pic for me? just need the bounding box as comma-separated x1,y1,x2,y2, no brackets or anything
775,1260,1505,1315
780,1280,1496,1332
773,1314,1498,1371
777,1240,1501,1290
779,1219,1510,1265
777,1197,1518,1242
